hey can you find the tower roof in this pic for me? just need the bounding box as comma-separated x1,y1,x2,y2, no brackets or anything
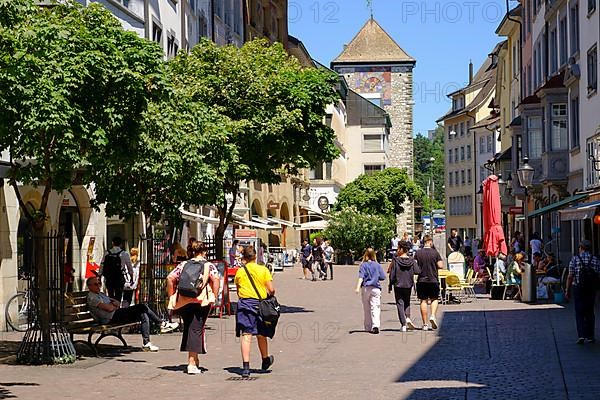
332,18,415,64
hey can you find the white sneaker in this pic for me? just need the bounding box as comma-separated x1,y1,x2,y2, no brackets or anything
142,342,159,352
160,321,179,333
422,324,430,331
187,364,202,375
401,325,407,332
406,318,415,330
429,317,438,330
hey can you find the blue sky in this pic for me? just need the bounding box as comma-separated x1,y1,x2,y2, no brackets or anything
288,0,512,137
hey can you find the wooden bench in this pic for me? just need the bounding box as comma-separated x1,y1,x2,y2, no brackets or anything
64,291,139,356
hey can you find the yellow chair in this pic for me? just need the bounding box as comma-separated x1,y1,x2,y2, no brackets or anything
461,269,476,301
445,274,464,304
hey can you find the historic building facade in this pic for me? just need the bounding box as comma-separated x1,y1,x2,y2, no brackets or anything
330,18,416,234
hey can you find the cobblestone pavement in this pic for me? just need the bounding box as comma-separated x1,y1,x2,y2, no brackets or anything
1,264,599,400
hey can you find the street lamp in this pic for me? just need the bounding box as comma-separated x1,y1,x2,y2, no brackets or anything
517,156,535,302
428,157,435,236
497,173,507,197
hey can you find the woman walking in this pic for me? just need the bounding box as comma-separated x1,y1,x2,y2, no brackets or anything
166,241,220,375
388,241,419,331
355,248,386,334
122,247,141,308
235,245,276,378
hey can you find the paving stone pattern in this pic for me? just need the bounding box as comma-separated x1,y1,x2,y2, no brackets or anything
0,265,599,399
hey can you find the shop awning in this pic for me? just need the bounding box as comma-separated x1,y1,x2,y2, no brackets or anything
267,216,300,228
298,220,328,230
528,193,588,218
232,214,280,231
559,200,600,221
179,208,220,225
299,205,330,219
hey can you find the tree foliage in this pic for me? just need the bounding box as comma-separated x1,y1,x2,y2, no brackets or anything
0,0,165,358
414,125,445,211
334,168,423,217
166,39,341,252
324,207,395,256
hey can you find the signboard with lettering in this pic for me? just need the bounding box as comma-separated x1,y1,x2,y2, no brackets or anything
235,229,257,238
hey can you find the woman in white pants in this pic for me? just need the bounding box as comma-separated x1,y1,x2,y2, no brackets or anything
355,248,387,334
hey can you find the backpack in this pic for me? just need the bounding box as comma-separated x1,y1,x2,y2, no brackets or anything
177,260,207,298
577,256,600,292
103,250,125,285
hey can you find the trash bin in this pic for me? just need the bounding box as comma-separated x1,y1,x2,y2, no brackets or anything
521,263,537,303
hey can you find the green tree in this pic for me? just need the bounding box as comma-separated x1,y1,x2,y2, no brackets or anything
413,125,445,212
167,39,340,256
0,1,164,362
334,168,424,217
324,207,395,258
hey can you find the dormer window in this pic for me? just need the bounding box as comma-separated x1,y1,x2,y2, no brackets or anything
452,95,465,111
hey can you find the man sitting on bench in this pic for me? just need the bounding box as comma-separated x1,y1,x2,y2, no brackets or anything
86,276,164,352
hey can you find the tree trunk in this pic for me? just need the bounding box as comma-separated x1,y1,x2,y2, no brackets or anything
33,221,51,361
215,220,226,260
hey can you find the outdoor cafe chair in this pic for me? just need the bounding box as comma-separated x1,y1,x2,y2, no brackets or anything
444,274,464,304
460,269,476,301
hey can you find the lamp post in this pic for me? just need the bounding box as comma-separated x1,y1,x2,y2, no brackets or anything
428,157,435,236
517,156,535,302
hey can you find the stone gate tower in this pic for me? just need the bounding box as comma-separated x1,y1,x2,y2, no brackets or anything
331,17,416,234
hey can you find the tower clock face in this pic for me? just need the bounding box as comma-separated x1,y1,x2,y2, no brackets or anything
360,76,383,92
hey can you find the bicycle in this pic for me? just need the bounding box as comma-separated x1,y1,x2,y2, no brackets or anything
4,269,35,332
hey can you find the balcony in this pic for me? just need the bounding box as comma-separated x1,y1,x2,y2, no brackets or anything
541,150,569,183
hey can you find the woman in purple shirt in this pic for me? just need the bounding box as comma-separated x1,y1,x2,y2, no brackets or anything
355,248,387,334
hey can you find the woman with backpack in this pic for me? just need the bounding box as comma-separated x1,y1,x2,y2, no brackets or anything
234,245,276,378
388,241,419,332
167,240,220,375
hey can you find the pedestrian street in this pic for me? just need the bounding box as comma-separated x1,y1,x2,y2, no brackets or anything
1,263,599,400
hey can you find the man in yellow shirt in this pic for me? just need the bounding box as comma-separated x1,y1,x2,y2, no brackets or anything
234,246,276,378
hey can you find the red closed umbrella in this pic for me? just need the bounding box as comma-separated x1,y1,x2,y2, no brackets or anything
482,175,507,256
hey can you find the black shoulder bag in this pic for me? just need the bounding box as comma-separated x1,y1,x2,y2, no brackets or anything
242,264,281,326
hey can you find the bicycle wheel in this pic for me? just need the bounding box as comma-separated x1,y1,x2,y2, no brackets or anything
5,291,32,332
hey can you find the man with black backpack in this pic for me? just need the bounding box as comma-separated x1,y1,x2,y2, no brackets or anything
99,237,134,302
566,240,600,344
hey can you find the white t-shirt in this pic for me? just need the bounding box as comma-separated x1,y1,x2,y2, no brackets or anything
391,237,399,250
530,239,543,254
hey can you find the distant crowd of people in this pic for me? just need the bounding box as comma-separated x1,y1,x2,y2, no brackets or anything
300,238,335,281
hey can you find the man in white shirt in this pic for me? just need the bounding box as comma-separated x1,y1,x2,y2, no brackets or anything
530,232,543,255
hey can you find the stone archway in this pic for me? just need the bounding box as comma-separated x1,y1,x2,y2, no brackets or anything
251,199,263,217
279,203,290,247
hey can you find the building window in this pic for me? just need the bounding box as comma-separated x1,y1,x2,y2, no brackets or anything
460,122,465,136
550,28,558,74
460,146,465,161
570,3,580,56
486,135,492,153
166,33,178,59
364,164,384,175
152,22,163,45
586,137,600,188
448,149,453,164
528,116,543,159
571,97,580,149
466,145,471,160
551,104,568,151
455,171,459,185
310,164,324,180
461,170,465,185
449,172,453,186
448,126,453,140
454,148,459,163
588,0,596,14
467,169,472,184
588,45,598,94
363,133,384,152
559,17,568,66
479,136,485,154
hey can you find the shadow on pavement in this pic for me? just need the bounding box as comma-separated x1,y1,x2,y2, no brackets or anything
0,382,39,400
223,366,272,376
280,305,314,314
394,305,600,399
159,364,207,374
